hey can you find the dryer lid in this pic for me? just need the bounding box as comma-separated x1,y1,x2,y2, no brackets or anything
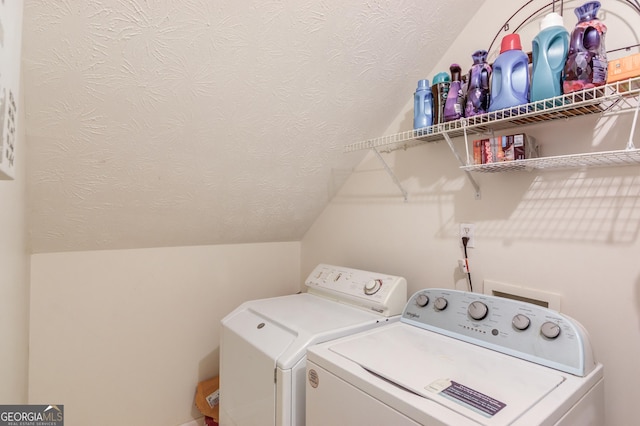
222,293,389,369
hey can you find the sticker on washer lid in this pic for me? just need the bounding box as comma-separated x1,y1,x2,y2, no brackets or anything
426,379,506,418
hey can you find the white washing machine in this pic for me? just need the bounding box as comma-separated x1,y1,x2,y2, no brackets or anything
306,288,604,426
219,264,407,426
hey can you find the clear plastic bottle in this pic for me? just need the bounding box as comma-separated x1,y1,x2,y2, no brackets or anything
531,12,569,102
413,79,433,130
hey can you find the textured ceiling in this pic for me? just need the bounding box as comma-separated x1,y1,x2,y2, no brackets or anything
22,0,485,253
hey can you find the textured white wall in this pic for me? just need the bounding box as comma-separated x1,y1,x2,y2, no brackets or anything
302,1,640,425
0,1,29,402
29,242,300,426
21,0,485,254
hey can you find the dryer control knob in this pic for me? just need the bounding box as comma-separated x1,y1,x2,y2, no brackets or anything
540,321,561,339
363,279,382,295
434,297,448,311
512,314,531,331
415,294,429,307
468,301,488,320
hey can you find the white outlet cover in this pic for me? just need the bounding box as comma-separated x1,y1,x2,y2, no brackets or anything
459,223,475,248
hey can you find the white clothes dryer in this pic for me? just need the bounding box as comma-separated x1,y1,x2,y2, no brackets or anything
306,288,604,426
219,264,407,426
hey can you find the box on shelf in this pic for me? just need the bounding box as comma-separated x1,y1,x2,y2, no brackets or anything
472,133,538,165
607,53,640,87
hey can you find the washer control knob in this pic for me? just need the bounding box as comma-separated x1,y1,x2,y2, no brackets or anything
363,279,382,295
415,293,429,307
512,314,531,331
540,321,561,339
434,297,448,311
467,301,488,320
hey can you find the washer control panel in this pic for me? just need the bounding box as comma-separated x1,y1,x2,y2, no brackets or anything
305,264,407,317
402,288,596,377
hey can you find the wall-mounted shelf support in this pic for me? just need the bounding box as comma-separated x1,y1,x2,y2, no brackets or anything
371,147,408,202
347,78,640,197
627,95,639,150
442,130,481,200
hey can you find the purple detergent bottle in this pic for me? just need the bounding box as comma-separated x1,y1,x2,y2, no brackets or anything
563,1,607,93
465,50,492,117
444,64,464,122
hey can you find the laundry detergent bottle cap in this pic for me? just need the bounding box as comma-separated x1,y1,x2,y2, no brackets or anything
500,33,523,53
416,79,429,90
576,0,600,21
540,12,564,29
432,72,450,84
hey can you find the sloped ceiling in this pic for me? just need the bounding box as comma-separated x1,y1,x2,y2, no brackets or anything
22,0,485,253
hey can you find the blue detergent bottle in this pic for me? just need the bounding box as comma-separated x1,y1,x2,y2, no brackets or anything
413,79,433,130
489,34,530,112
531,12,569,102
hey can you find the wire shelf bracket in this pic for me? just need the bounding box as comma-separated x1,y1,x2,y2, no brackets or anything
346,77,640,194
371,146,408,202
442,130,481,200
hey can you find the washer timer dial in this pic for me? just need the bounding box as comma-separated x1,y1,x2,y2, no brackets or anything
434,297,448,311
467,301,488,320
540,321,561,339
512,314,531,331
415,294,429,307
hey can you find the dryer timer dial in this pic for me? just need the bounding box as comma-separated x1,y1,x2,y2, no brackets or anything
363,279,382,295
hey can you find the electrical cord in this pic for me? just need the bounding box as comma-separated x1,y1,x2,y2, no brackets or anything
462,236,473,292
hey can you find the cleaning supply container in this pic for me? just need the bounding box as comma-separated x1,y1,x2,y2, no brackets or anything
563,1,607,93
444,64,464,122
413,79,433,130
489,33,530,112
531,12,569,102
431,72,450,125
465,50,492,116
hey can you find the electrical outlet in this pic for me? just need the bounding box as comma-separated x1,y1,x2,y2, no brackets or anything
460,223,475,248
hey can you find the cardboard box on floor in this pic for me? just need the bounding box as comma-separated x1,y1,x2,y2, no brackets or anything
195,376,219,424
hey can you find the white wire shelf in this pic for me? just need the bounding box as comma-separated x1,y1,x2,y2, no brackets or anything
345,76,640,154
460,148,640,173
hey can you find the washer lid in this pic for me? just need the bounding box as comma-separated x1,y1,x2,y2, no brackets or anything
329,324,566,425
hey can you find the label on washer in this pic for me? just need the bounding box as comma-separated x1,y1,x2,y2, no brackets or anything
426,379,506,418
